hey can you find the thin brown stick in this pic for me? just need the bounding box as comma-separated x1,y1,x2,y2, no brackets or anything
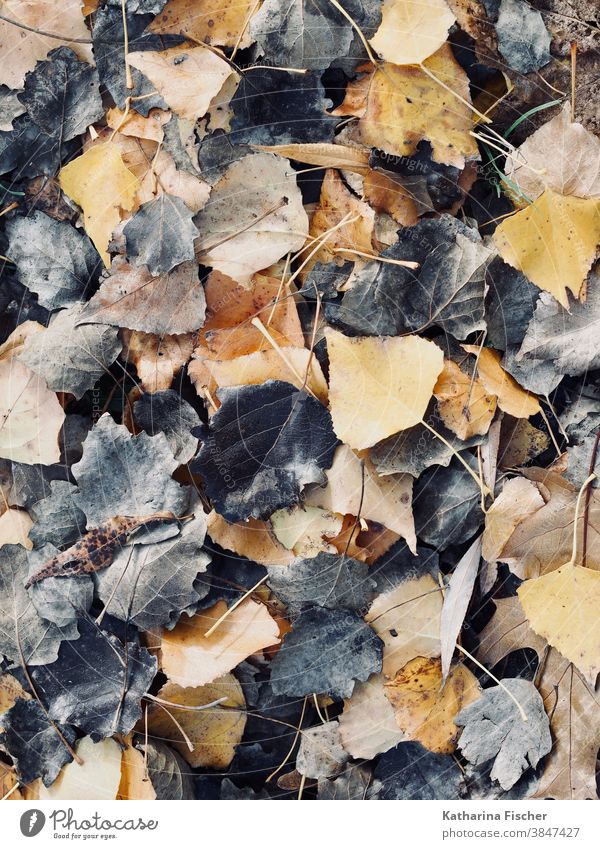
582,429,600,568
0,13,93,42
570,41,577,121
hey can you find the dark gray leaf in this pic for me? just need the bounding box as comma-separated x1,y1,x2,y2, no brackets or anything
413,459,484,548
6,212,101,310
495,0,551,74
300,261,353,299
370,742,464,800
0,545,74,666
269,606,383,699
72,414,187,527
371,401,483,478
0,112,77,178
220,778,270,799
79,257,206,335
250,0,355,71
95,511,211,631
484,256,539,349
18,47,103,142
501,345,564,396
134,390,201,464
266,552,375,614
124,195,199,275
18,306,122,400
456,678,552,791
230,69,337,146
326,216,490,339
318,763,372,800
369,542,439,595
518,277,600,377
134,738,195,799
0,698,76,786
29,481,87,551
192,381,338,522
565,434,600,490
8,462,67,511
31,617,157,741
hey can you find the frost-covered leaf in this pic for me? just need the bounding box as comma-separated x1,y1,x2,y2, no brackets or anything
28,481,87,551
124,194,199,275
267,552,374,614
270,606,383,699
495,0,551,74
134,390,201,464
0,697,76,786
6,212,102,310
71,413,187,527
192,381,338,522
31,617,157,740
18,306,122,400
456,679,552,791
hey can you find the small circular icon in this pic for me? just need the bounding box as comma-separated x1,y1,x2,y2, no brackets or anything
20,810,46,837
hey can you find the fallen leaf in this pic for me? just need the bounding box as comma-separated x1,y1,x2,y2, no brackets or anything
160,599,280,687
117,741,157,801
0,507,33,549
148,0,258,48
440,535,482,682
338,46,479,168
506,103,600,200
462,345,541,418
495,0,551,74
0,358,65,465
145,676,246,769
123,194,199,275
518,563,600,685
482,476,545,563
365,573,442,677
38,737,123,800
59,142,140,266
121,329,195,393
134,739,195,799
269,505,343,557
194,153,308,284
206,510,295,567
326,329,444,450
338,673,406,759
433,359,497,439
456,678,552,791
370,0,456,65
372,740,464,799
127,45,236,121
385,657,480,753
493,190,600,307
297,720,348,779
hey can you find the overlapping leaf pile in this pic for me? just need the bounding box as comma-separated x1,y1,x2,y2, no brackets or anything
0,0,599,801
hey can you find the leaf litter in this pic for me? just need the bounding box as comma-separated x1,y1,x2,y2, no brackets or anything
0,0,598,802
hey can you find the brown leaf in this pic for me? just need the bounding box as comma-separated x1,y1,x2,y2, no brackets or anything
433,358,497,439
206,510,295,567
121,330,195,393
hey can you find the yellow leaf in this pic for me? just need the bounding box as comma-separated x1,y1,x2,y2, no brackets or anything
365,574,442,677
303,444,416,549
59,143,140,266
39,738,122,800
433,359,497,439
127,46,236,122
384,656,480,753
0,359,65,465
326,329,444,450
462,346,541,418
160,599,280,687
146,677,246,769
148,0,259,49
518,563,600,685
269,505,343,557
482,476,545,563
493,190,600,307
340,45,479,168
370,0,456,65
117,742,156,801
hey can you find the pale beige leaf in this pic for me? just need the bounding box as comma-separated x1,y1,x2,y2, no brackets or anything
338,673,405,759
326,329,444,450
365,574,442,677
304,444,416,549
121,330,194,393
146,677,246,769
207,510,295,566
518,563,600,685
0,359,65,465
506,103,600,200
0,0,93,88
493,190,600,307
462,346,541,418
59,142,140,266
370,0,456,65
482,476,544,562
384,656,480,753
0,508,33,549
269,505,343,557
117,742,157,800
127,46,237,121
160,599,280,687
296,721,348,779
253,143,370,175
39,737,123,800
